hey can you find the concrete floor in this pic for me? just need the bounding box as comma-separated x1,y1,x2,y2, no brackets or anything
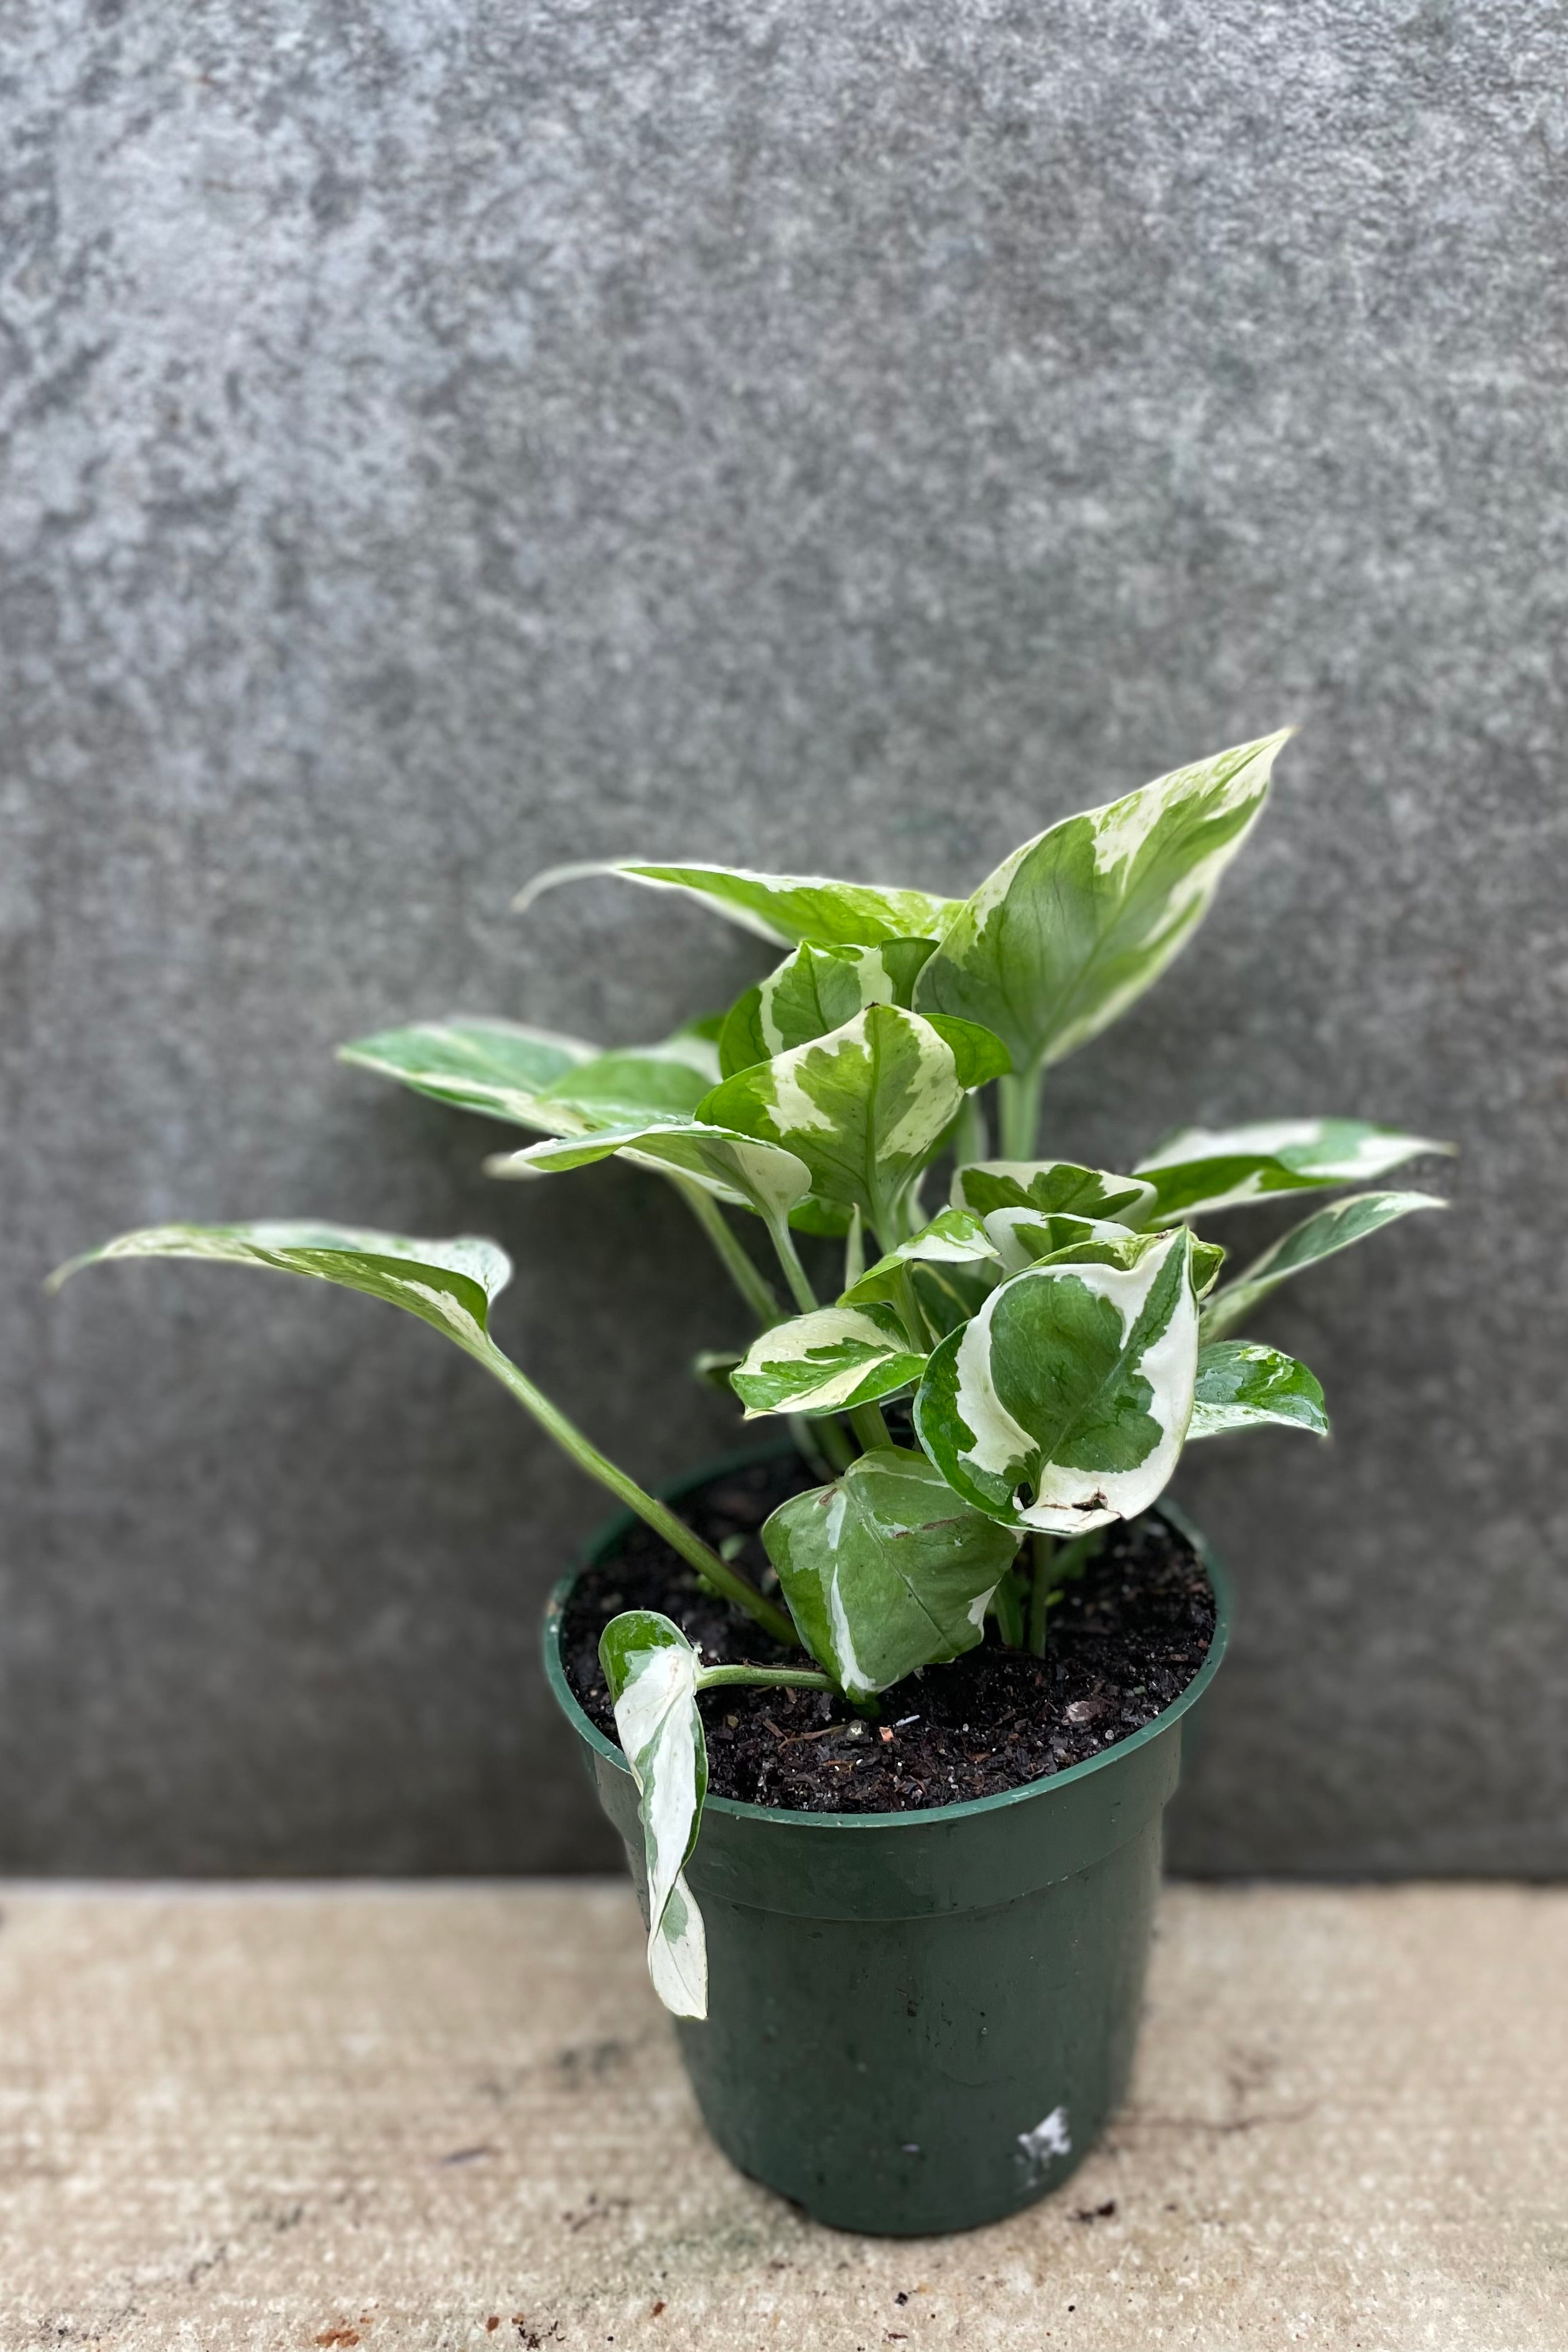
1,1883,1562,2350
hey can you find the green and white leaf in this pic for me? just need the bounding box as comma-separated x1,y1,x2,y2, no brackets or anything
1136,1118,1453,1221
486,1121,814,1224
534,1030,721,1127
1201,1190,1447,1339
762,1448,1022,1699
696,1006,1006,1240
516,859,960,949
911,1258,1002,1340
730,1305,925,1419
1188,1341,1328,1439
913,732,1289,1073
913,1226,1200,1535
719,940,938,1076
981,1208,1150,1278
599,1611,709,2020
339,1017,600,1134
951,1159,1158,1228
840,1208,1000,1309
48,1221,512,1352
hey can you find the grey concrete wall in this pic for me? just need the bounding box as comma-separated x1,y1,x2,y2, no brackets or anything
4,0,1564,1876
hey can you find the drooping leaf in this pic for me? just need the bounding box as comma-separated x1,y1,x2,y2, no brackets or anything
1136,1118,1454,1221
1188,1341,1328,1439
913,732,1289,1073
696,1006,1006,1240
599,1612,709,2020
730,1305,926,1419
485,1121,813,1225
338,1018,600,1133
913,1226,1200,1535
1201,1190,1447,1339
48,1221,512,1351
762,1448,1022,1698
840,1208,1001,1310
537,1031,721,1127
718,940,939,1077
951,1159,1158,1228
515,859,960,948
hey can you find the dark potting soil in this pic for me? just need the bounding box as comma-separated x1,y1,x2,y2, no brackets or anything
558,1450,1216,1813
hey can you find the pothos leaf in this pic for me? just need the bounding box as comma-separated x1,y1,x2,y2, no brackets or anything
1136,1118,1453,1221
951,1159,1158,1227
515,859,961,948
536,1031,721,1126
696,1006,1006,1241
913,732,1289,1075
730,1305,925,1419
485,1120,813,1224
599,1611,709,2020
48,1221,512,1349
839,1207,1001,1310
338,1018,600,1133
762,1448,1022,1699
1200,1190,1447,1338
1188,1341,1328,1438
913,1226,1200,1535
718,940,939,1077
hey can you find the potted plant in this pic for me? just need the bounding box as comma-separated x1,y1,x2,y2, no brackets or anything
52,730,1449,2234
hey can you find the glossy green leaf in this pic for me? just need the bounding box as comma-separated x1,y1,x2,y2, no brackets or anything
1201,1190,1447,1339
913,1226,1200,1535
516,859,960,948
697,1006,1003,1241
762,1448,1022,1698
49,1220,512,1348
981,1208,1154,1278
840,1208,1001,1311
1188,1340,1328,1439
951,1159,1158,1227
912,1257,1003,1340
486,1121,813,1223
730,1305,925,1419
599,1611,709,2019
913,732,1289,1073
537,1030,721,1127
338,1018,599,1133
719,940,939,1077
1136,1118,1454,1221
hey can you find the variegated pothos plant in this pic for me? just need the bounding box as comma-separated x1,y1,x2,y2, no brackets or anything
52,732,1451,2020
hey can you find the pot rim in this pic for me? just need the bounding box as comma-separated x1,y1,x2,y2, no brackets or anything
543,1435,1231,1835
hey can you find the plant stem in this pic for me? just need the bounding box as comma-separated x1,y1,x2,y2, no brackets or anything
696,1663,835,1692
991,1563,1027,1648
842,1206,865,1292
953,1090,989,1169
849,1401,893,1453
997,1060,1045,1159
765,1210,821,1315
893,1262,932,1350
472,1335,796,1645
1027,1531,1058,1658
673,1176,782,1328
815,1414,857,1474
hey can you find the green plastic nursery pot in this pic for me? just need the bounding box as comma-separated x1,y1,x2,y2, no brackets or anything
543,1448,1230,2238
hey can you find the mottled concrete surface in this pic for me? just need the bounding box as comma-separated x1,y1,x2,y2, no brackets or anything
1,1882,1564,2349
4,2,1567,1872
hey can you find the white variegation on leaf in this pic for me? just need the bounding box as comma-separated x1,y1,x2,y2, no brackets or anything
913,734,1289,1083
730,1305,925,1419
914,1227,1200,1535
1202,1190,1447,1339
719,940,938,1076
696,1005,1009,1242
599,1612,709,2019
840,1208,1000,1310
486,1121,813,1225
981,1208,1152,1279
515,859,959,948
339,1018,600,1133
1136,1118,1452,1221
951,1159,1159,1228
762,1449,1022,1699
1188,1342,1328,1439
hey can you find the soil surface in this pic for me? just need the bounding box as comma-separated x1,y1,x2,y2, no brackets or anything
559,1450,1216,1813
